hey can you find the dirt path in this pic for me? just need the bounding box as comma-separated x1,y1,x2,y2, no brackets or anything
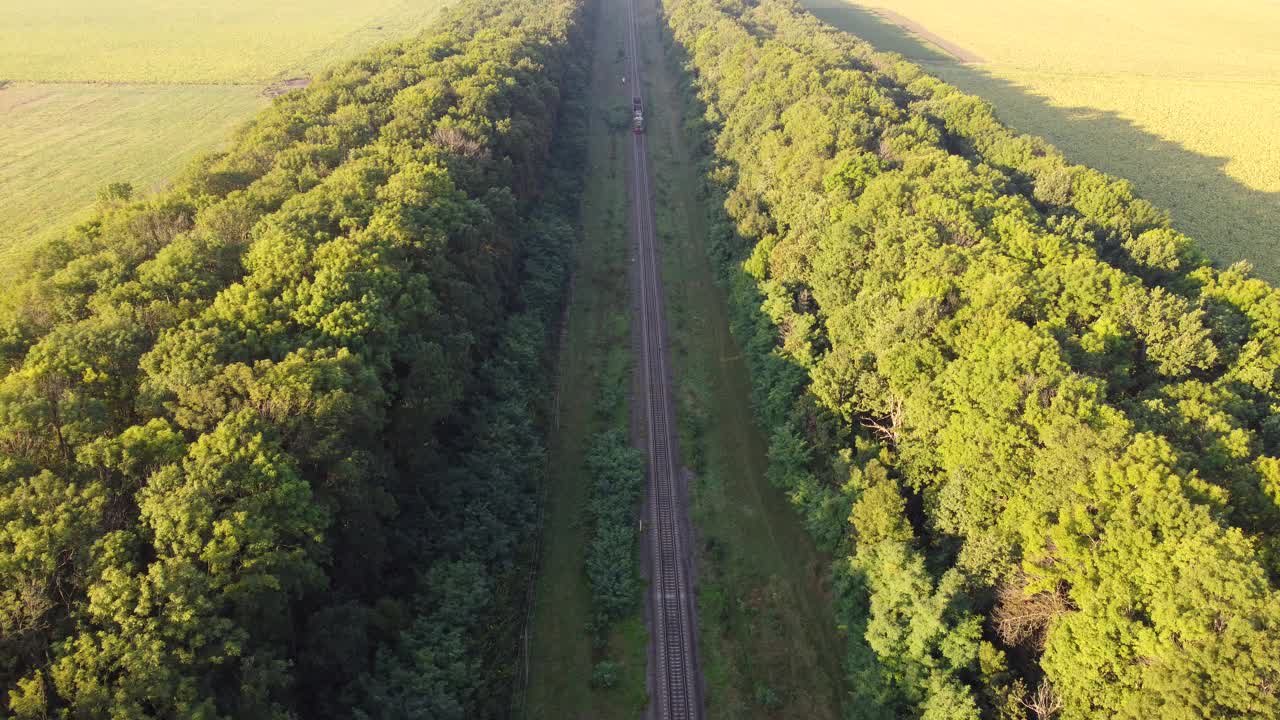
262,76,309,98
872,7,984,63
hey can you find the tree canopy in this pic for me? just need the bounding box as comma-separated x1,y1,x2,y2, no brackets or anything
0,0,590,715
661,0,1280,716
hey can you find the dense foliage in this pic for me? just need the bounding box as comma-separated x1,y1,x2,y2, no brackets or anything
661,0,1280,717
584,429,644,629
0,0,590,716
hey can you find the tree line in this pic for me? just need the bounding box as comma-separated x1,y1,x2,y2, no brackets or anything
660,0,1280,717
0,0,590,716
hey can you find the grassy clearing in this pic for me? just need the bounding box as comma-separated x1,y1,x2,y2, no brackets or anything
802,0,1280,281
0,82,264,264
522,2,647,718
0,0,451,83
636,0,848,716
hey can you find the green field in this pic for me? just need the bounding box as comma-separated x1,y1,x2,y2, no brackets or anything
801,0,1280,280
0,0,447,83
0,0,451,265
0,83,264,261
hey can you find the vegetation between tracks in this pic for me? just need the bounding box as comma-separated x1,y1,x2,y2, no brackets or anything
584,431,645,669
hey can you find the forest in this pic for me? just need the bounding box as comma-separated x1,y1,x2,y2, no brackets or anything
0,0,589,715
661,0,1280,717
5,0,1280,716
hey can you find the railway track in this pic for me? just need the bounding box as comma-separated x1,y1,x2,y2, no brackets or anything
622,0,702,716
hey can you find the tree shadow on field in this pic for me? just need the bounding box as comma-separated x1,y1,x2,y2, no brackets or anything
800,0,1280,283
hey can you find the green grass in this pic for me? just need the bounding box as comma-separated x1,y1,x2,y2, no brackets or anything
0,82,265,264
637,0,849,716
0,0,450,83
801,0,1280,281
522,3,648,717
0,0,454,264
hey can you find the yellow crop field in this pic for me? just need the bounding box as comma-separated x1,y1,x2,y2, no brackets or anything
0,0,448,83
801,0,1280,280
0,0,453,264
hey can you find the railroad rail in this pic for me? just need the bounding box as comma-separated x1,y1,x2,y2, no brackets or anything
622,0,703,716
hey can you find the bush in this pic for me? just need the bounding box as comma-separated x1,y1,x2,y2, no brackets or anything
584,430,645,625
591,660,621,689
